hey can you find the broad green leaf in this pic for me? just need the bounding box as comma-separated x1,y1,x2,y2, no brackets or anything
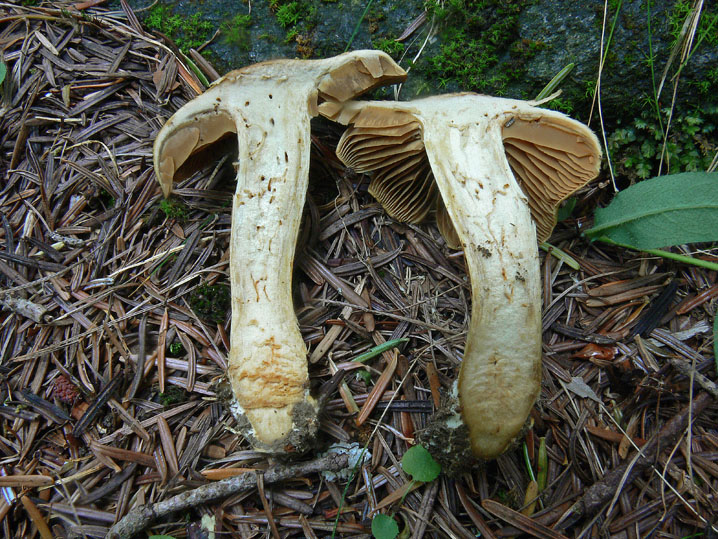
585,172,718,249
371,514,399,539
0,61,6,86
401,444,441,482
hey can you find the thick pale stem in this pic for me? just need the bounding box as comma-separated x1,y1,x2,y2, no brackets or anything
225,83,317,449
422,119,541,459
324,95,598,461
153,51,406,454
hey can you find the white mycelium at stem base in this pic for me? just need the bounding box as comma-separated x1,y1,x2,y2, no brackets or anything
153,52,406,452
324,95,600,460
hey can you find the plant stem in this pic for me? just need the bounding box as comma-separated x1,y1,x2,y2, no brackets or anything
596,237,718,272
108,451,350,538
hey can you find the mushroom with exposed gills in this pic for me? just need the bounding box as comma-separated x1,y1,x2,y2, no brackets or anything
321,95,601,462
153,51,406,453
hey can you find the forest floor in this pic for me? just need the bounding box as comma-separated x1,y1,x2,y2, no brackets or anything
0,2,716,538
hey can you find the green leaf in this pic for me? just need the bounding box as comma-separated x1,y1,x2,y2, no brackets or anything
356,369,372,385
556,197,576,222
401,445,441,482
585,172,718,249
371,514,399,539
0,61,6,86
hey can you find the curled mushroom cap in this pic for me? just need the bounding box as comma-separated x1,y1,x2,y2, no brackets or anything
322,95,601,460
153,51,406,453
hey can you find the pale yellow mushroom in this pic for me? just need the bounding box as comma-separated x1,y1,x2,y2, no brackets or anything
153,51,406,453
322,95,601,460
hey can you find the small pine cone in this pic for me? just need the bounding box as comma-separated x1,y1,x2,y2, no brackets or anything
54,375,79,403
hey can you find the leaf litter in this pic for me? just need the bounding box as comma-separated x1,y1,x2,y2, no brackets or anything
0,2,717,538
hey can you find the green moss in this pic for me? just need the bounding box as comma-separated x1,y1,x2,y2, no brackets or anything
159,198,190,221
221,13,252,49
276,2,303,27
157,385,188,406
274,1,315,28
373,37,405,59
169,341,186,356
270,0,317,53
419,0,539,96
143,4,214,53
189,284,231,323
545,97,575,114
99,189,115,209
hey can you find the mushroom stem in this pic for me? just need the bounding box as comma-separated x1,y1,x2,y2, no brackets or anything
321,94,602,461
153,51,406,453
227,88,315,449
423,120,541,459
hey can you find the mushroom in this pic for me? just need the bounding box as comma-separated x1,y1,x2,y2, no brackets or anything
153,51,406,453
321,95,601,461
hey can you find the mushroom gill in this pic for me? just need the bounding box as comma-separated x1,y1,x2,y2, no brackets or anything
334,105,601,246
502,116,602,242
335,106,437,223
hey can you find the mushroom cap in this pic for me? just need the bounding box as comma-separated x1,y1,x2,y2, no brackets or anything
153,50,406,198
325,94,602,244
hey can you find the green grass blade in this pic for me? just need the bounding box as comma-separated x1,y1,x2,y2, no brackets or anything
522,442,536,482
540,242,580,270
535,63,575,101
344,0,374,52
352,338,408,363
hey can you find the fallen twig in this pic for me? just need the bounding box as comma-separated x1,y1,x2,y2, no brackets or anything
107,451,350,538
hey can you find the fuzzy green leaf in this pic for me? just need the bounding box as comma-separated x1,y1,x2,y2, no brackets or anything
0,61,6,86
585,172,718,249
401,445,441,482
371,514,398,539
